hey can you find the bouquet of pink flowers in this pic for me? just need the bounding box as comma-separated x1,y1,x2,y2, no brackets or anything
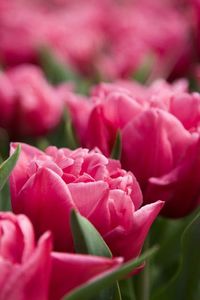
0,0,200,299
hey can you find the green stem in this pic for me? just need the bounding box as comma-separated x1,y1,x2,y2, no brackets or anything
137,237,150,300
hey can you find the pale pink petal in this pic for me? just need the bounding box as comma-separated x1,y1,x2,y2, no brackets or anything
68,181,108,217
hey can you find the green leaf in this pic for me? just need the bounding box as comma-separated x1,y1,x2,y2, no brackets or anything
64,110,79,150
36,138,50,151
0,182,11,211
46,110,79,149
38,46,94,95
149,217,186,292
70,209,111,257
70,210,121,300
64,246,158,300
132,53,154,84
152,208,200,300
111,131,122,160
38,47,79,85
119,279,136,300
0,145,20,191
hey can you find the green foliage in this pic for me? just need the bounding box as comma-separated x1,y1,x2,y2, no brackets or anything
111,131,122,160
38,47,79,85
132,54,154,84
47,110,79,149
0,145,20,211
70,210,121,300
64,246,158,300
38,47,92,95
70,209,112,257
0,145,20,191
152,209,200,300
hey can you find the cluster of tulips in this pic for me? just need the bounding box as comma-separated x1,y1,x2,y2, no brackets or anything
0,0,200,300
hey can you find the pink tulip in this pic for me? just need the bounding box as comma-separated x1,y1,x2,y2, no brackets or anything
64,80,200,218
0,212,51,300
95,0,191,79
10,143,163,261
0,0,106,74
0,65,63,137
0,211,122,299
0,0,191,79
49,252,122,300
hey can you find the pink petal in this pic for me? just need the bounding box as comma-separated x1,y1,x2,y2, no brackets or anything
14,167,76,252
104,201,164,261
68,181,108,217
10,143,44,208
103,91,143,128
49,252,123,300
85,104,116,156
17,214,35,261
0,232,52,300
0,212,24,264
121,109,192,190
146,137,200,217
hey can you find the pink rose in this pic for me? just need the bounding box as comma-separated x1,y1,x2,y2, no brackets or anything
0,211,122,300
64,80,200,217
10,143,163,261
0,64,63,137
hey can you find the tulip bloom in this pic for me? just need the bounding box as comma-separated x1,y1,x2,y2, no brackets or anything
0,212,122,300
64,80,200,218
0,212,51,300
10,143,163,261
0,1,191,79
0,65,63,137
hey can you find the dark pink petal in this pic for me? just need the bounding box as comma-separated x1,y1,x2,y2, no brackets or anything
85,104,116,156
146,137,200,217
14,167,76,252
170,93,200,131
0,232,52,300
104,201,164,261
0,212,24,264
10,142,44,207
121,109,192,190
17,214,35,261
49,252,123,300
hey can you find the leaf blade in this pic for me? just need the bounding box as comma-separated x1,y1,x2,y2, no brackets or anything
64,246,158,300
0,145,20,191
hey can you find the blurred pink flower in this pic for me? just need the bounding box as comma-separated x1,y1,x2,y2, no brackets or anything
0,64,63,137
0,211,51,300
0,211,122,300
10,143,163,261
0,0,191,79
64,79,200,217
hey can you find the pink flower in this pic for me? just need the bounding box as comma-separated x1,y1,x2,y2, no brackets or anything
0,0,106,75
64,80,200,218
0,0,191,79
0,211,51,300
0,211,122,300
49,252,122,300
95,1,191,80
0,65,63,137
10,143,163,261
